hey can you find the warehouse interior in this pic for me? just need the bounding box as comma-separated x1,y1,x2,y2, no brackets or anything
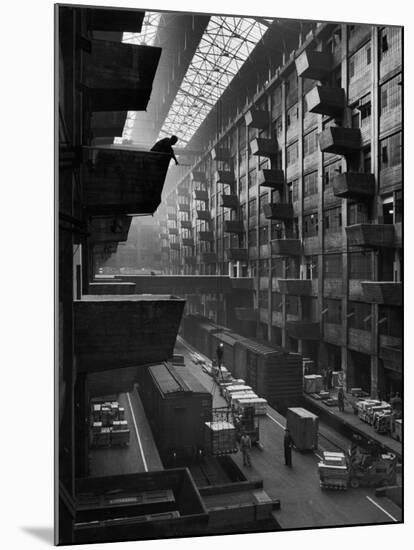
57,5,403,545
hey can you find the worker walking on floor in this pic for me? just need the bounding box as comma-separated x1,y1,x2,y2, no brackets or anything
284,428,294,467
337,387,345,412
240,432,252,467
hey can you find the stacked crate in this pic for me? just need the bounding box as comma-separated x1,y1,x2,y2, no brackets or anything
286,407,319,451
90,400,130,447
204,421,238,456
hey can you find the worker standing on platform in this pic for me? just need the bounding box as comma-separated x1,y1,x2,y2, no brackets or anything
216,343,224,375
337,387,345,412
284,428,294,467
150,135,179,165
240,432,252,467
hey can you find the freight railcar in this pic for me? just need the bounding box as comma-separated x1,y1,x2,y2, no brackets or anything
234,338,303,414
180,315,303,413
138,362,212,466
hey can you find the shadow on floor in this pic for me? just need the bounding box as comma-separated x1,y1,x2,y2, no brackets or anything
21,526,54,545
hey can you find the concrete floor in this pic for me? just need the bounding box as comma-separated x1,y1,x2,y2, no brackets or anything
175,336,403,529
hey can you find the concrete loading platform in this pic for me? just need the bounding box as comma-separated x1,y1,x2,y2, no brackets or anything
89,388,163,477
303,393,402,459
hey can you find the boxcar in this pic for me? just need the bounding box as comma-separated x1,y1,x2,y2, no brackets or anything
138,362,212,466
234,339,303,413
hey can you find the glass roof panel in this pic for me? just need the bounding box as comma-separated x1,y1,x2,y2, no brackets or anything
158,16,269,145
115,14,270,147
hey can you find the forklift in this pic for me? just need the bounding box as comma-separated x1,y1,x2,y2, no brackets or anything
318,436,397,490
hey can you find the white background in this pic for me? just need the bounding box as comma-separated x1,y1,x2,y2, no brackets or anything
1,0,411,548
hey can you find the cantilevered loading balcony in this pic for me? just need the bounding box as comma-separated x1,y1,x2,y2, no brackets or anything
379,345,402,374
295,50,332,80
306,86,346,117
211,147,231,162
74,295,185,373
86,7,144,32
201,252,217,263
90,111,126,139
333,173,375,199
346,224,396,248
82,148,170,216
245,108,269,129
271,239,301,256
180,220,192,230
286,321,320,340
185,256,197,265
263,203,294,221
191,171,207,183
319,127,362,155
197,209,211,221
168,227,179,235
220,194,238,209
182,238,194,247
193,190,209,202
278,279,313,297
215,171,235,185
198,231,215,242
82,40,161,111
361,282,402,306
224,220,244,233
226,248,248,262
257,169,285,190
178,203,191,213
93,242,118,260
250,138,277,158
89,216,132,243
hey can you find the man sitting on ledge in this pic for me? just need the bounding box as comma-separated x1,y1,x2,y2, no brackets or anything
150,135,179,165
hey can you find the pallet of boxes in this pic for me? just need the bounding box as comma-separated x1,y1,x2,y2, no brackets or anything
90,400,130,448
303,374,329,401
204,421,238,456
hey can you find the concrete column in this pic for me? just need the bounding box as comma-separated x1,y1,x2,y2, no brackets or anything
281,77,288,347
340,23,350,389
370,26,380,398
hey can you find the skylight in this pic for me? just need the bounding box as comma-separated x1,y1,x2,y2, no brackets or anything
158,16,269,145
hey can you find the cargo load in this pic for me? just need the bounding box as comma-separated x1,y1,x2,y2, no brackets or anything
204,421,238,455
286,407,319,451
318,451,348,490
223,384,252,400
235,397,268,416
303,374,324,394
229,391,258,407
331,371,344,388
